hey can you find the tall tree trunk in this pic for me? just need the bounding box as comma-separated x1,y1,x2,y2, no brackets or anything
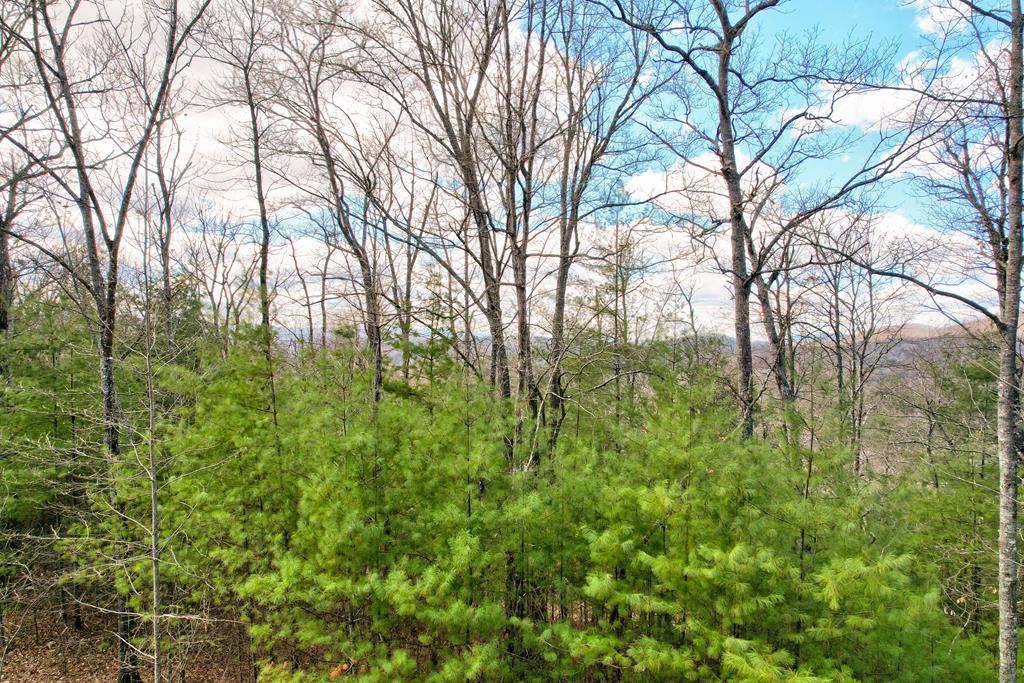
144,274,162,683
155,142,175,348
721,131,755,438
998,7,1023,682
308,120,384,404
0,219,11,337
546,228,572,449
713,21,755,438
357,251,384,405
244,68,272,336
512,238,534,407
997,316,1021,683
465,180,511,400
402,250,414,381
101,292,140,683
545,126,580,452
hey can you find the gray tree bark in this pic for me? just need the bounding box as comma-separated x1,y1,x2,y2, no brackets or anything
997,6,1023,681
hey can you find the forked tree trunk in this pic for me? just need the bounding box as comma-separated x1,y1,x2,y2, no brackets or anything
712,17,756,439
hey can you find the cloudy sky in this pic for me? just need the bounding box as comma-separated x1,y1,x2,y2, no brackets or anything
135,0,985,340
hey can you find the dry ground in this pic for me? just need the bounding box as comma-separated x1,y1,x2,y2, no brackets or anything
0,608,253,683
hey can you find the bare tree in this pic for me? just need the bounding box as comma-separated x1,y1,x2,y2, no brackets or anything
267,2,388,401
3,1,211,680
208,0,278,337
179,210,260,352
0,0,66,340
349,0,514,398
805,3,1024,676
600,0,925,437
799,211,907,471
541,0,662,455
147,103,198,352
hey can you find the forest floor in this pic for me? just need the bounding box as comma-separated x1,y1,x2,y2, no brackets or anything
0,607,252,683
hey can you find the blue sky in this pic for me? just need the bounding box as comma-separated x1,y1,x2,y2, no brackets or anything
617,1,979,331
624,0,939,222
761,0,924,50
761,0,935,222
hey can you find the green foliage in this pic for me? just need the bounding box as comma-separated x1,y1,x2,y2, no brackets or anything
154,344,991,681
0,290,98,527
0,288,999,681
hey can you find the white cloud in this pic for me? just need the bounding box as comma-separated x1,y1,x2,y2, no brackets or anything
911,0,968,35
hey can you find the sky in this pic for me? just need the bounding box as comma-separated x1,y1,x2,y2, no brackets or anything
613,0,997,335
759,0,934,214
763,0,924,46
146,0,981,340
